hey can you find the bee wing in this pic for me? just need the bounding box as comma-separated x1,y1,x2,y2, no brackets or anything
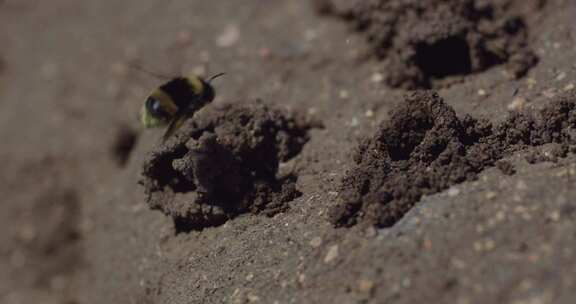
162,112,190,142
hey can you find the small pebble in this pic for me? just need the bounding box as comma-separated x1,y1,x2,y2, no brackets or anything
477,89,487,96
365,227,377,238
259,47,271,58
495,211,506,222
304,29,318,42
447,187,460,197
110,62,128,76
484,239,495,251
516,180,528,191
518,279,534,291
508,96,526,111
423,238,433,250
309,237,322,248
549,210,560,222
41,62,59,79
358,279,374,293
526,77,537,89
176,30,192,45
476,224,485,233
451,258,466,269
199,51,211,62
473,241,482,251
401,278,411,288
473,239,495,252
349,117,359,127
370,72,384,83
247,294,260,302
485,191,497,200
191,65,207,77
216,24,240,48
324,245,339,263
542,88,557,99
555,169,569,177
18,225,36,242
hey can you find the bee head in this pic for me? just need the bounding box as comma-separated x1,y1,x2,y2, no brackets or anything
140,91,177,128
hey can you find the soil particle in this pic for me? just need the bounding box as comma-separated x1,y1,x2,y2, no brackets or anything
496,160,516,175
324,244,339,263
141,102,315,232
316,0,543,89
525,143,570,164
331,90,576,228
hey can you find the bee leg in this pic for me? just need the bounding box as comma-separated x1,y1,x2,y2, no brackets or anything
162,113,189,142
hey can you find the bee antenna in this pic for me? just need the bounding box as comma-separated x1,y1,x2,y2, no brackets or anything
207,72,226,83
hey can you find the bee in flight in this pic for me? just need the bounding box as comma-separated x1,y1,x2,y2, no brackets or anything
140,72,225,142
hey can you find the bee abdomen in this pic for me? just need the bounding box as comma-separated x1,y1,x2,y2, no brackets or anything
160,77,201,109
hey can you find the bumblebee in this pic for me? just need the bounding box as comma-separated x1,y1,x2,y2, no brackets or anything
140,73,224,142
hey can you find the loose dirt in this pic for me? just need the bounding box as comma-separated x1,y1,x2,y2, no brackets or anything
316,0,544,89
141,103,316,232
331,90,576,227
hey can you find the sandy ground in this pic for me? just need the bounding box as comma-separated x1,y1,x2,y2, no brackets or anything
1,0,576,303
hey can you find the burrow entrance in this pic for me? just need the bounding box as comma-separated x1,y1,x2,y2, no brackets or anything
141,103,317,232
415,37,472,81
331,90,576,228
316,0,543,89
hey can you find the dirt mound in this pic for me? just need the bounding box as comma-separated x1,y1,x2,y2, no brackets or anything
316,0,544,89
331,90,576,228
141,103,315,232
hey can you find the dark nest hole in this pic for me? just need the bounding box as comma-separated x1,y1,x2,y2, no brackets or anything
144,144,196,194
415,37,472,86
314,0,542,89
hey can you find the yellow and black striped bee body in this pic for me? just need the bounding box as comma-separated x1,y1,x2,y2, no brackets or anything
140,74,222,142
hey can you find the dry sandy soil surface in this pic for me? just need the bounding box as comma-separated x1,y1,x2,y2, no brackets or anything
1,0,576,303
